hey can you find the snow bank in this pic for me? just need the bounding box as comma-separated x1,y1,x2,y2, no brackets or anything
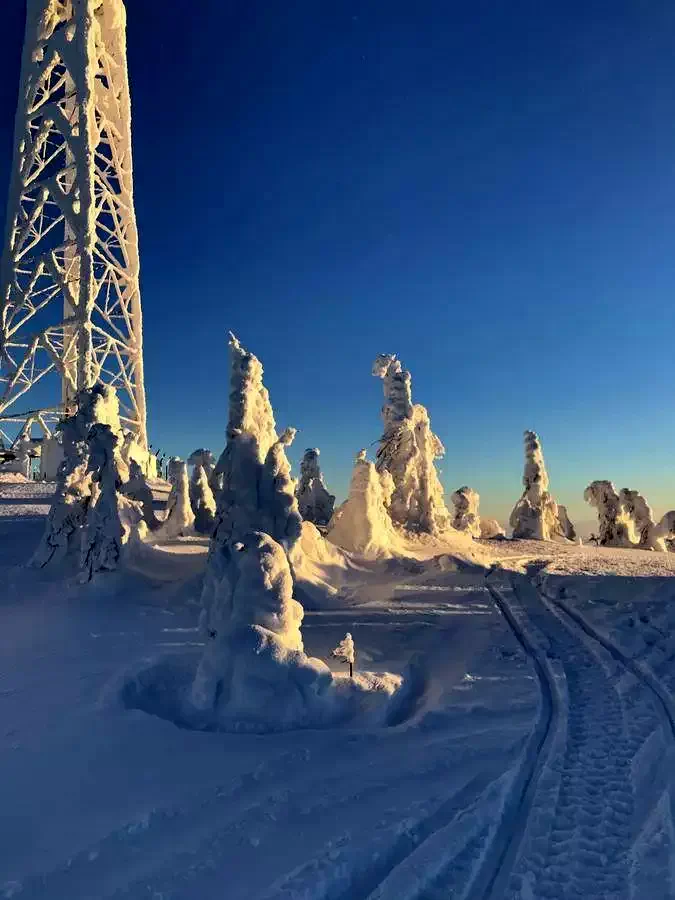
584,481,637,548
327,450,397,558
190,464,216,535
450,486,481,538
296,448,335,526
372,354,451,535
509,431,572,542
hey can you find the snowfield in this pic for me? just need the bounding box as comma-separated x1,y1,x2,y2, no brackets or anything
3,483,675,899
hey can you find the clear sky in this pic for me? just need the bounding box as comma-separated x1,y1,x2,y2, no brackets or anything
2,1,675,526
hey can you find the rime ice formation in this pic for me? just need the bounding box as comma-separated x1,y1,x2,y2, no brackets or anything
190,531,333,731
32,384,121,566
618,489,675,552
210,335,301,549
79,424,143,582
327,450,397,558
190,464,216,535
584,481,636,548
479,517,506,539
450,486,481,538
188,449,215,481
372,354,451,535
296,448,335,526
509,431,572,542
557,505,577,541
158,460,195,539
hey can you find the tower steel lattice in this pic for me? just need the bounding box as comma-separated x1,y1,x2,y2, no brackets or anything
0,0,147,446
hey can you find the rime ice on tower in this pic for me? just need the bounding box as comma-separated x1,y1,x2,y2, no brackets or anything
372,354,451,535
327,450,397,557
296,448,335,526
509,431,572,542
584,481,636,547
190,531,332,731
450,486,481,538
190,465,216,535
158,459,195,539
210,334,301,549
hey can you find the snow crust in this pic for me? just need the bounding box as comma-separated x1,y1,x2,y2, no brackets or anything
296,448,335,526
450,486,481,538
372,354,451,535
509,430,572,542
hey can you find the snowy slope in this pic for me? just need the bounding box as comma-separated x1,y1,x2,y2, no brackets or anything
3,486,675,898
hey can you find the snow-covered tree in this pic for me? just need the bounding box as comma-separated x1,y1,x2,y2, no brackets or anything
190,531,332,730
331,632,355,677
450,486,481,538
296,448,335,526
190,463,217,535
557,505,577,541
479,517,506,539
584,480,636,547
79,424,143,581
188,448,215,476
619,488,675,552
260,427,303,547
32,383,121,567
327,450,397,557
210,334,301,549
372,354,451,535
158,459,194,539
121,459,160,531
509,431,572,542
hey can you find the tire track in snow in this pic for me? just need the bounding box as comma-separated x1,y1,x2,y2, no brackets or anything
495,576,642,900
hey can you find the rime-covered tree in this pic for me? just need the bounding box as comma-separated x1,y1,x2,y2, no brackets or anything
158,459,195,538
296,448,335,526
190,464,217,535
331,633,356,677
327,450,397,557
450,486,481,538
584,481,635,547
509,431,572,542
372,354,451,535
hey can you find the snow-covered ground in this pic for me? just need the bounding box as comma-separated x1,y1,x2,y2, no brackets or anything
3,482,675,899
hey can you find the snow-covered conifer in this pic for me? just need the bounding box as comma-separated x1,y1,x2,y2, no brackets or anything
584,481,635,547
260,427,303,547
296,448,335,526
450,486,481,538
331,632,355,676
479,517,506,539
509,431,572,542
190,463,216,535
158,459,194,539
372,354,451,535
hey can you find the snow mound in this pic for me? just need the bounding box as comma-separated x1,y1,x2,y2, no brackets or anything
123,531,418,733
190,464,216,535
509,430,573,542
479,517,506,539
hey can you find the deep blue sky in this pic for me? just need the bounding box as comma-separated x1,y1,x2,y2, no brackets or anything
2,1,675,524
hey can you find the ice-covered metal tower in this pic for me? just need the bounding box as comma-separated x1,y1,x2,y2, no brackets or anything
0,0,147,446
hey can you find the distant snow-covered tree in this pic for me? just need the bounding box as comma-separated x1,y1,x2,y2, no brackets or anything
372,354,451,535
190,464,217,535
584,481,635,547
450,486,481,538
509,431,572,542
158,459,195,539
296,448,335,526
331,632,355,677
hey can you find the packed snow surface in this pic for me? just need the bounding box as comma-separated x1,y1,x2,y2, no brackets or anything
4,483,675,898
